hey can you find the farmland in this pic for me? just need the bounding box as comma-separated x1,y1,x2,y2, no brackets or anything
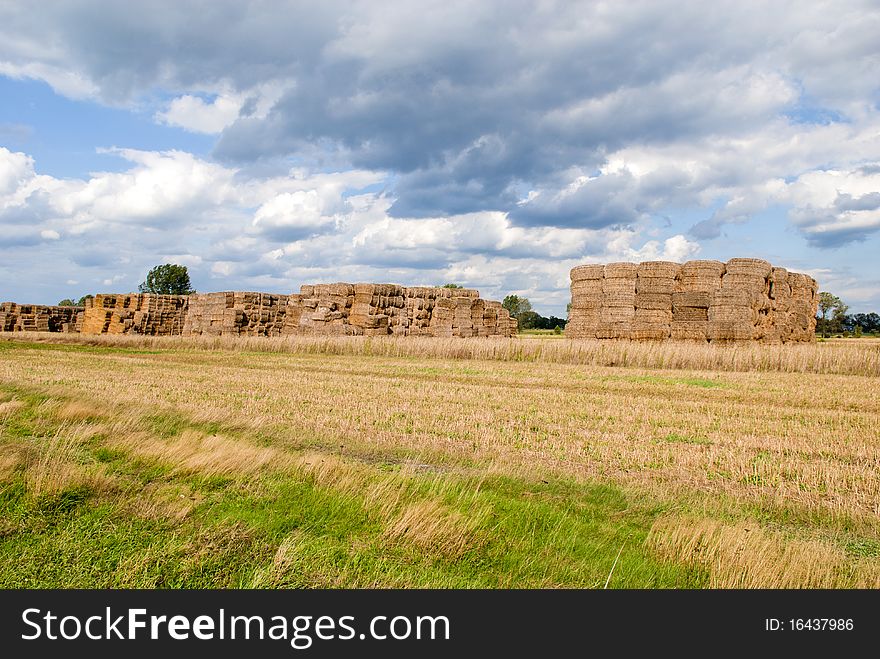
1,334,878,588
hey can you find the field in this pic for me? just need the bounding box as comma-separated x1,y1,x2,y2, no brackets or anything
1,333,879,588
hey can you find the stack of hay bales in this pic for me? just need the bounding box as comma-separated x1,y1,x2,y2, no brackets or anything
632,261,679,340
285,283,359,336
785,273,820,342
0,303,16,331
566,265,604,338
183,292,288,336
567,258,818,343
671,260,724,340
0,303,84,332
81,294,188,335
707,258,772,342
597,263,637,339
282,283,515,337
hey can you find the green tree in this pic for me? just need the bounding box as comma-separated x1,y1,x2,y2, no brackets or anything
76,294,94,307
817,292,847,338
441,283,463,289
139,264,195,295
57,298,76,306
502,294,532,318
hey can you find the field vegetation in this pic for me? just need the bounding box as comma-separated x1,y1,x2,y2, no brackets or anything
1,333,878,588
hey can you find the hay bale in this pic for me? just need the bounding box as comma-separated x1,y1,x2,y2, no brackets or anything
603,262,638,279
630,326,670,340
721,273,767,291
634,292,672,310
708,321,756,341
637,261,681,279
672,307,708,321
672,291,710,308
571,279,604,295
709,306,758,323
636,277,676,294
671,321,708,340
725,258,772,278
596,321,632,339
570,264,605,281
633,309,672,324
602,278,637,294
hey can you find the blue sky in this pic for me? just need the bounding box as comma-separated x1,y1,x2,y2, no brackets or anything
1,0,879,316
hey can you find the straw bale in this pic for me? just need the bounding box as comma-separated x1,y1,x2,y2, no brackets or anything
596,322,632,339
672,291,710,308
721,273,767,292
680,260,725,278
677,275,723,293
602,279,637,295
603,293,637,308
630,326,670,340
636,277,676,295
709,306,758,323
603,262,638,279
633,309,672,324
725,258,772,278
712,289,758,307
603,306,636,322
672,307,708,321
571,279,604,295
634,292,672,310
708,322,756,341
637,261,681,279
570,264,604,281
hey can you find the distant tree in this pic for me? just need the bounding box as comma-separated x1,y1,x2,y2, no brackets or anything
57,298,76,306
831,300,850,335
816,292,848,337
441,283,463,289
139,264,195,295
851,312,880,334
502,295,532,319
76,294,94,307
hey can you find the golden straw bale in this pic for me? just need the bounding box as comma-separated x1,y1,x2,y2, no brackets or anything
672,291,710,308
570,264,605,281
636,277,676,295
637,261,681,279
725,257,772,278
634,292,672,310
603,262,638,279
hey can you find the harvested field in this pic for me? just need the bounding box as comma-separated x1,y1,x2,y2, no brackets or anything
1,333,878,588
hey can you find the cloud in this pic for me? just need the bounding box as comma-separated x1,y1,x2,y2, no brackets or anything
2,1,877,226
1,2,879,311
785,165,880,247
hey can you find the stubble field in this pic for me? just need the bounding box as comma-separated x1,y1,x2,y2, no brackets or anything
1,333,878,588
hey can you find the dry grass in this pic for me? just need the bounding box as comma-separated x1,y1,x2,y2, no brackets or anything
3,341,875,523
1,335,878,587
383,498,481,558
108,427,293,477
647,515,880,588
24,424,113,498
4,332,879,376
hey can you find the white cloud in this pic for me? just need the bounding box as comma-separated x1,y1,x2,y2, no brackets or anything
40,229,60,240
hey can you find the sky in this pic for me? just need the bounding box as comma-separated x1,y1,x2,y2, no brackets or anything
1,1,879,316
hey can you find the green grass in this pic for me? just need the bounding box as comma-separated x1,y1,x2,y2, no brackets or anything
0,386,705,588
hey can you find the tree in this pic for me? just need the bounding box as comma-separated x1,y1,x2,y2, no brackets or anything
77,294,94,307
441,283,463,289
57,299,76,307
502,295,532,320
816,292,848,337
139,264,195,295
